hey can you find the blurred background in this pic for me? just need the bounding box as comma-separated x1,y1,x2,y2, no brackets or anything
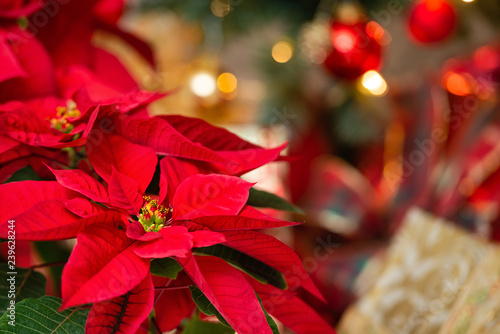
102,0,500,331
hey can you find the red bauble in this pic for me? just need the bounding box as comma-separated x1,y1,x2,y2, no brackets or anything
408,0,457,44
323,21,383,81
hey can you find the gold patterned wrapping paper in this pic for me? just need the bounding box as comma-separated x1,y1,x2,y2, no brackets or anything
439,246,500,334
338,208,491,334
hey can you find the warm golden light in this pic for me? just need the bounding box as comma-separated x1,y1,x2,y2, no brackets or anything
272,41,293,63
444,72,471,96
211,0,230,17
462,0,474,2
361,70,388,96
217,72,237,93
190,72,216,97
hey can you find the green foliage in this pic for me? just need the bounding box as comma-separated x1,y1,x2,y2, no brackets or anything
4,166,41,183
247,187,303,213
0,296,89,333
189,286,231,328
182,317,234,334
150,257,183,279
0,264,46,317
33,241,71,300
257,295,279,334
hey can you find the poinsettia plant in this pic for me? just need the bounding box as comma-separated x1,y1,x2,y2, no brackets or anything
0,1,336,333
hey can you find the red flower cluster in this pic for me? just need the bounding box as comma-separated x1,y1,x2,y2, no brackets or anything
0,1,336,333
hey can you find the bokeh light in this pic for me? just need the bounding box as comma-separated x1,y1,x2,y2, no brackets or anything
217,72,238,94
444,71,471,96
272,41,293,63
190,72,217,97
332,30,356,53
361,70,388,96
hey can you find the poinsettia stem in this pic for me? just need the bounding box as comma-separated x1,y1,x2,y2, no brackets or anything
30,261,67,269
153,286,189,291
153,279,172,307
151,316,162,333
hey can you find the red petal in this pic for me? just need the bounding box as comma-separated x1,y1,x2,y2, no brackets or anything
0,107,52,145
222,231,326,303
192,205,301,231
87,134,157,193
155,287,195,332
126,221,161,241
0,29,57,102
173,174,252,219
252,282,336,334
114,116,229,164
217,143,287,176
86,273,154,334
0,35,27,82
133,226,193,259
108,167,143,214
0,198,121,240
62,225,149,309
48,167,110,203
178,255,272,334
191,230,226,248
0,180,81,224
161,115,263,151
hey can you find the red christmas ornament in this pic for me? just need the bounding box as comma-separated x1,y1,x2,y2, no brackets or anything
408,0,457,44
323,20,383,81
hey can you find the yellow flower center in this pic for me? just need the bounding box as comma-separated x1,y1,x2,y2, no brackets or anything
139,196,172,232
49,100,81,134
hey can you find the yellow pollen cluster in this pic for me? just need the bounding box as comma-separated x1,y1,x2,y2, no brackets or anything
49,100,81,134
139,196,172,232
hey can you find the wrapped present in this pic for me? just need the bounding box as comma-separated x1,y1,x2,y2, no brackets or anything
439,246,500,333
338,208,490,333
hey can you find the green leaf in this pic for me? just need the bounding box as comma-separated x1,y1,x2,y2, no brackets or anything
4,166,41,183
257,294,279,334
193,244,287,290
189,287,279,334
0,296,89,333
150,257,183,279
0,264,46,317
189,286,231,328
33,241,71,299
247,187,303,213
182,317,234,334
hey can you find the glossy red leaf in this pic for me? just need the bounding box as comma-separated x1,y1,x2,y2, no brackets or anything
0,198,121,240
173,174,252,219
113,116,229,164
0,34,27,82
0,181,81,224
191,230,226,248
133,226,193,259
155,287,195,332
86,273,154,334
222,230,326,302
216,144,287,176
178,255,272,334
48,167,110,203
87,134,157,193
126,221,161,242
62,225,149,309
108,167,143,214
252,282,336,334
161,115,263,151
192,205,301,231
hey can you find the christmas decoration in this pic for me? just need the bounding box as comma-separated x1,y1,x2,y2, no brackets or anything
407,0,457,44
323,19,384,80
